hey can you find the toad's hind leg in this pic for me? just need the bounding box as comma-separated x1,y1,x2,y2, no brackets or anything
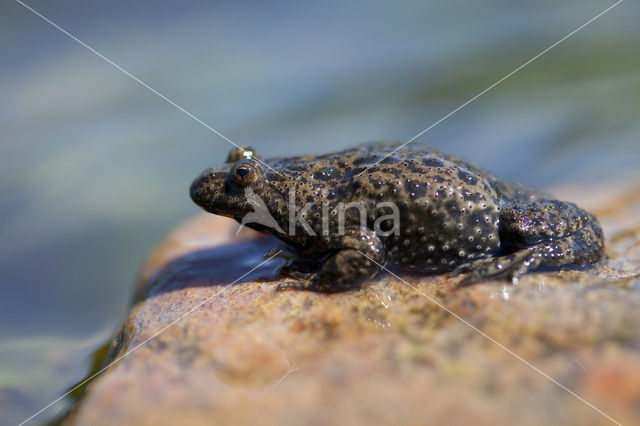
456,200,604,286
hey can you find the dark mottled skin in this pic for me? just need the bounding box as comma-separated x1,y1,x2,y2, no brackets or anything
190,143,604,292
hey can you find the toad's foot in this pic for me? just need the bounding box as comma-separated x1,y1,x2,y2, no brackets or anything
277,228,384,292
453,249,540,287
277,249,381,292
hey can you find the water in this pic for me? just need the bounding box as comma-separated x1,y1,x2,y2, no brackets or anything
1,0,639,424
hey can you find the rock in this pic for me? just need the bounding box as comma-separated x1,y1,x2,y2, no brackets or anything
70,180,640,426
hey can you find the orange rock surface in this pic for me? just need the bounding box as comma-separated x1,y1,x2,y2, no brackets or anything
70,180,640,426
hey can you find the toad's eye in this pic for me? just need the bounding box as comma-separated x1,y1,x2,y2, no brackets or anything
235,167,250,177
229,161,262,188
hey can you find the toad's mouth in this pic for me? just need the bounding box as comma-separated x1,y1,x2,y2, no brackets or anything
190,173,257,220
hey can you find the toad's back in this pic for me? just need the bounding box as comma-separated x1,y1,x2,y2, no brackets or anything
340,147,531,271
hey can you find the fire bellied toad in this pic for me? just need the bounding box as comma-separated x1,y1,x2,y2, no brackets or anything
190,143,604,292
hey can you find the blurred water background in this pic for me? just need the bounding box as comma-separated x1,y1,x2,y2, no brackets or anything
1,0,638,423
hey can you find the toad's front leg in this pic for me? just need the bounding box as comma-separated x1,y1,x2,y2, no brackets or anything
278,228,385,292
